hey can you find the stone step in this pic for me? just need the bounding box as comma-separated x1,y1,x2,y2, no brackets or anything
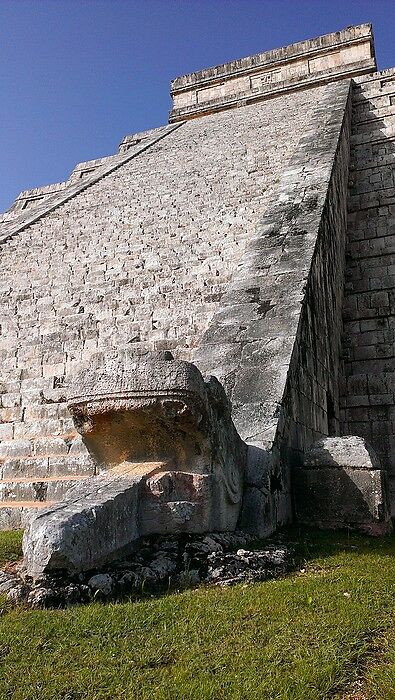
352,114,395,133
0,474,89,504
0,501,57,531
0,441,95,480
353,93,395,110
351,125,395,145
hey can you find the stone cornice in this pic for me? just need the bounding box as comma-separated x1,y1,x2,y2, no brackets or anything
169,24,375,122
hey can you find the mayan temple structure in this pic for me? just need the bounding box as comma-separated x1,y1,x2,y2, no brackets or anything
1,24,395,571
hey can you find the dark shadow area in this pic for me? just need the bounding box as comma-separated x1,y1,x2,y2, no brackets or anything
340,85,395,485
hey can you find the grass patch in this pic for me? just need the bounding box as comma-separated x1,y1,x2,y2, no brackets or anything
1,528,395,699
0,529,23,566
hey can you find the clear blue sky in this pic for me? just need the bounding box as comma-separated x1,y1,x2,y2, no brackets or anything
1,0,395,213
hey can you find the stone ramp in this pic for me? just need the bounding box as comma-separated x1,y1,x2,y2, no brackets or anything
193,79,353,533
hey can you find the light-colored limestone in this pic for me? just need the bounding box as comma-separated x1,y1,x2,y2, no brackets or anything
22,472,143,578
170,24,375,121
304,435,381,469
2,24,393,542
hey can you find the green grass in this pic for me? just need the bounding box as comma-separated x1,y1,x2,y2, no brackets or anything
0,529,25,566
2,530,395,699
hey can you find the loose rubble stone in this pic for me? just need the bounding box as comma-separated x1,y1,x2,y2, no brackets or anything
27,587,57,609
7,585,29,604
87,574,113,595
206,546,292,586
4,532,294,608
0,573,19,594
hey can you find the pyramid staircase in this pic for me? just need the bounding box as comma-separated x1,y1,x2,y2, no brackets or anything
0,434,95,529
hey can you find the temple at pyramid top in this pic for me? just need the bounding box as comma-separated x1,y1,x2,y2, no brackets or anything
169,24,376,121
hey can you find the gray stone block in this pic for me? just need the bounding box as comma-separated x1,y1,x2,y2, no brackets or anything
23,473,143,578
304,436,381,470
295,436,392,535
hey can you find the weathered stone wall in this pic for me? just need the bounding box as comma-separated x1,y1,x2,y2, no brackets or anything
283,85,352,454
0,86,323,515
283,86,352,518
340,69,395,511
194,80,352,534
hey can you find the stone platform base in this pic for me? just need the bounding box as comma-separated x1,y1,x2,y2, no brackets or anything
295,436,392,535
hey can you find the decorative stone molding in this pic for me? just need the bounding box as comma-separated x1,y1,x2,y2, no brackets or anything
170,24,375,122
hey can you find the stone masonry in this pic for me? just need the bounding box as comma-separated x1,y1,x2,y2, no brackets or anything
1,24,393,534
0,87,323,526
341,69,395,511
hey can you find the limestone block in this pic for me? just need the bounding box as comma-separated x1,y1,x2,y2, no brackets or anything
23,472,143,578
139,469,240,534
0,439,32,460
47,455,95,477
304,435,380,469
2,457,49,479
295,436,392,535
33,437,69,457
0,424,13,441
140,471,213,534
68,436,89,456
67,354,246,534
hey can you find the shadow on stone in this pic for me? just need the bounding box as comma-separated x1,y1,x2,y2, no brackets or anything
294,436,392,536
